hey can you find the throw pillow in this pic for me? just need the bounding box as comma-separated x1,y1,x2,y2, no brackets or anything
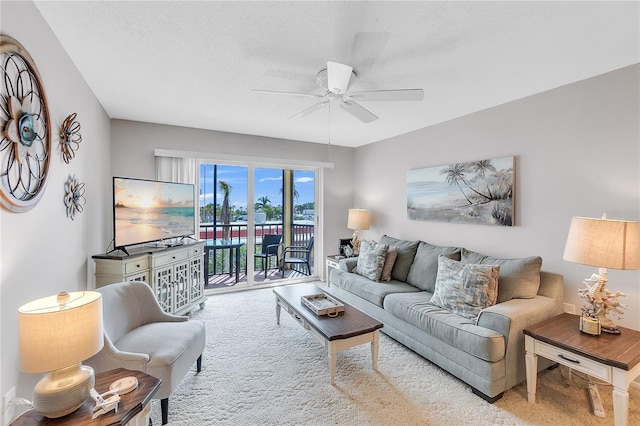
354,240,389,281
430,255,500,320
379,235,419,281
380,246,400,281
460,248,542,303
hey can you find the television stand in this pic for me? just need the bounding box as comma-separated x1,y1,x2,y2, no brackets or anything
106,246,130,256
92,242,207,315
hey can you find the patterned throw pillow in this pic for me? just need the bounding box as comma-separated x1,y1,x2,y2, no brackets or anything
354,240,389,281
460,248,541,302
380,246,399,281
430,255,500,320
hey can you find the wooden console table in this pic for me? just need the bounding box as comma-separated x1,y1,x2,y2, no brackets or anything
93,241,206,315
524,313,640,425
11,368,160,426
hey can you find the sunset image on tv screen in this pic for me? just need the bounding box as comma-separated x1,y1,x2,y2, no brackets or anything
114,178,195,247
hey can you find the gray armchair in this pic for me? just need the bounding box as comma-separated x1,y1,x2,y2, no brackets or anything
86,281,206,425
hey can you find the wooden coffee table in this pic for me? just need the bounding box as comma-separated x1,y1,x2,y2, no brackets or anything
524,313,640,425
274,283,383,384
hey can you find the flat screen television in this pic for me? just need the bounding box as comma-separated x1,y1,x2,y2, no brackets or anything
113,177,196,252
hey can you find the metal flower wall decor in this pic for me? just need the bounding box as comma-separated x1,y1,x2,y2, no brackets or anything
0,35,51,212
64,175,86,220
60,112,82,163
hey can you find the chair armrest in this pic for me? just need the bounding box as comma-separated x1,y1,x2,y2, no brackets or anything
140,302,190,323
265,243,281,254
132,283,190,323
86,333,150,374
283,247,308,256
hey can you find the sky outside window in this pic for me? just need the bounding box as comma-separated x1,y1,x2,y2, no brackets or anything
200,164,315,211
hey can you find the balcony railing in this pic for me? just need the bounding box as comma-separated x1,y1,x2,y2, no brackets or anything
199,222,314,279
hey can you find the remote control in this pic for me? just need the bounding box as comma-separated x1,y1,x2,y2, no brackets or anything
588,382,605,418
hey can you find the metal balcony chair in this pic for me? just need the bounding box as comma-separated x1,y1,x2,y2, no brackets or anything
254,234,282,278
280,237,314,277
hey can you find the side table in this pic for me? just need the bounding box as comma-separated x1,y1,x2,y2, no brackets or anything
524,313,640,426
325,255,342,284
11,368,161,426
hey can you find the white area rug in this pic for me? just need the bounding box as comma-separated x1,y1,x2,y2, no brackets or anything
150,284,640,425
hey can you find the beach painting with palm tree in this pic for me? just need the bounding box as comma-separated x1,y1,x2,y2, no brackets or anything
407,156,514,226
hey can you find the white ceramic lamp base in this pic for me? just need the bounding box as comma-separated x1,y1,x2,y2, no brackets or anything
33,363,95,418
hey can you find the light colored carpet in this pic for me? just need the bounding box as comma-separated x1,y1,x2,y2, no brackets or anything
149,284,640,425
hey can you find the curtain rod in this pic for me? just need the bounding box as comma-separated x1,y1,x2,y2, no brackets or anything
154,149,334,169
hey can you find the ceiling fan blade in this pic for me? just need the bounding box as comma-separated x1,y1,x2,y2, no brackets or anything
340,100,378,123
327,61,354,94
349,89,424,102
251,89,325,98
289,99,330,120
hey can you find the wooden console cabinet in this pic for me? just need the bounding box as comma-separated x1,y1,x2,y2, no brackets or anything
92,242,206,315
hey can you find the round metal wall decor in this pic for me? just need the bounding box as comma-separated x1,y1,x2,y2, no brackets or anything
60,112,81,164
64,174,85,220
0,35,51,212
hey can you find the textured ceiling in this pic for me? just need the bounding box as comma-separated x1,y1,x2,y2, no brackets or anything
34,1,639,148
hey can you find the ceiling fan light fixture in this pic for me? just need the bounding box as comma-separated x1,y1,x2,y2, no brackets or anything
316,68,357,93
254,60,422,124
327,61,354,95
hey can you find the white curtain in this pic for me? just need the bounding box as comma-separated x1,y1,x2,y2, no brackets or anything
156,156,197,184
156,156,199,235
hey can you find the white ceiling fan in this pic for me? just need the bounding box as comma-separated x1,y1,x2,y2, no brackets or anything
252,61,424,123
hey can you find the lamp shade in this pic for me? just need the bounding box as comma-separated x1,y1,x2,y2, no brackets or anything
18,291,104,373
347,209,370,230
563,216,639,270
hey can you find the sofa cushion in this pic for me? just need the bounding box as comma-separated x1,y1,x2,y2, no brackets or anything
406,242,461,292
430,256,500,320
330,268,421,307
354,240,388,281
380,246,399,281
383,292,505,362
379,235,419,282
461,248,542,302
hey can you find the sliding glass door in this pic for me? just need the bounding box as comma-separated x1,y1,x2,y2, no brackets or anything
199,164,249,288
200,162,316,290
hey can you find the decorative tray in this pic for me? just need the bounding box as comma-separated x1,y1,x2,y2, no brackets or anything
301,293,345,317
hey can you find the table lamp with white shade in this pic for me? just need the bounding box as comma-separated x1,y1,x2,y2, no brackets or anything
347,208,369,255
18,291,103,418
563,215,639,334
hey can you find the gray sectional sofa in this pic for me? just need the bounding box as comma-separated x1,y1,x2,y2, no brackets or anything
328,235,564,402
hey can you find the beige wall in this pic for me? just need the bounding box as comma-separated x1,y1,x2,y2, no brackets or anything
0,0,112,413
353,65,640,330
110,119,355,270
